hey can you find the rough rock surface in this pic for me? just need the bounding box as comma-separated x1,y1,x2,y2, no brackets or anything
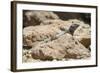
31,33,90,60
23,24,64,47
23,11,59,27
23,21,62,47
23,19,80,47
22,11,91,62
72,20,91,48
63,19,91,48
23,19,91,48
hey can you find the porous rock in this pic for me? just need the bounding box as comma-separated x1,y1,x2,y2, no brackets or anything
23,11,59,27
31,33,90,60
23,24,64,47
73,23,91,48
23,20,72,47
66,19,91,48
23,19,90,48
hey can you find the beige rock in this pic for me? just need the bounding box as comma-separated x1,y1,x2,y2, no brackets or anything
23,25,64,47
23,11,59,27
23,20,72,47
40,19,66,25
23,19,91,62
40,19,81,34
73,24,91,48
31,33,90,60
65,19,91,48
23,19,89,48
